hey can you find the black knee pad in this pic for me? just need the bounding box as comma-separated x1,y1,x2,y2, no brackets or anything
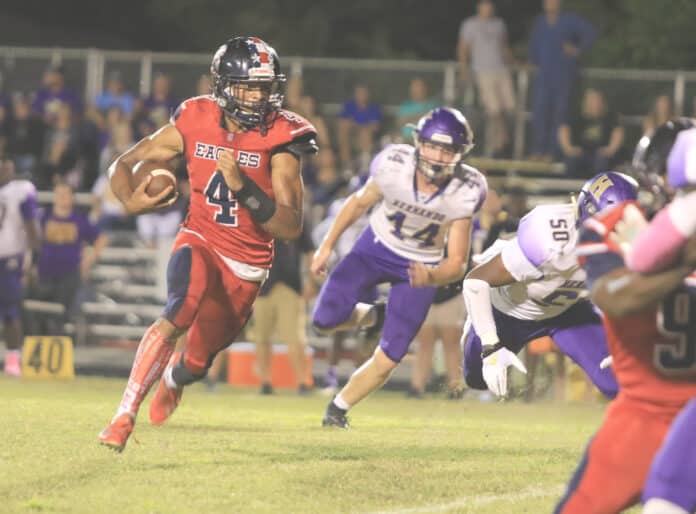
163,246,193,322
171,355,207,386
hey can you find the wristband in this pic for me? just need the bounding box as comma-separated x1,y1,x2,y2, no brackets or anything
234,174,277,224
481,342,504,359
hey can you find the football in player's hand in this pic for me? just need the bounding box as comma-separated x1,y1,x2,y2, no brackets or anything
131,161,178,204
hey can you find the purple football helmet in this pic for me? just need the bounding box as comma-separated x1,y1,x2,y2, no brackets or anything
576,171,639,225
412,107,474,181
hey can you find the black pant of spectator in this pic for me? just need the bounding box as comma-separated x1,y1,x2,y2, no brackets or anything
27,271,81,335
564,150,611,180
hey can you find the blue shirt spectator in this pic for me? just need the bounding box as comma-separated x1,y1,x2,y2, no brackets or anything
94,71,136,116
337,84,382,171
528,0,596,159
339,98,381,126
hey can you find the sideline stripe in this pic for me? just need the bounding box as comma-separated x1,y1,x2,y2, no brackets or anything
362,485,564,514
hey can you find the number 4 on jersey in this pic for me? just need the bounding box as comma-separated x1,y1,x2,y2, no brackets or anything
205,173,238,226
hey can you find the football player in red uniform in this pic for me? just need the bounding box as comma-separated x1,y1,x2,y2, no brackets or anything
555,124,696,513
98,36,317,452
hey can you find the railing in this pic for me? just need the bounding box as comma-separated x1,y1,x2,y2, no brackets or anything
3,45,696,160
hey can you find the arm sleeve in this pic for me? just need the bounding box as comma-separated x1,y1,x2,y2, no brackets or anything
500,237,544,281
462,278,499,346
626,194,696,273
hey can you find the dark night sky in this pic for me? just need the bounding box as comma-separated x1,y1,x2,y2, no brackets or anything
0,1,542,59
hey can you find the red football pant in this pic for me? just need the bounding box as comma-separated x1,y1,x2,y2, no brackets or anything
555,393,678,514
164,231,261,374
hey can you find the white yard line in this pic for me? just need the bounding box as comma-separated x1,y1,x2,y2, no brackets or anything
362,485,565,514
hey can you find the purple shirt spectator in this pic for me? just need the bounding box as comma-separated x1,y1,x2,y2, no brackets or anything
33,89,82,118
38,209,99,280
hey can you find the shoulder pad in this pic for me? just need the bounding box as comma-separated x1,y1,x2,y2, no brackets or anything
369,144,415,177
170,95,217,126
271,110,317,145
282,132,319,157
452,164,488,213
516,203,576,267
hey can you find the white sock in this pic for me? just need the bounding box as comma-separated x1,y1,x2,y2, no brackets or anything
643,499,689,514
164,366,177,390
333,393,351,411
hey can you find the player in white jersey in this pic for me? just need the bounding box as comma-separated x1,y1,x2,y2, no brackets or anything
312,175,380,394
0,159,40,376
461,171,638,398
311,107,487,427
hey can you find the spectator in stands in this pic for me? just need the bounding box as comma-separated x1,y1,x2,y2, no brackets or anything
558,88,624,179
396,78,439,141
32,64,82,122
97,105,128,151
309,148,345,208
529,0,596,161
0,95,9,158
642,94,673,134
458,0,516,157
284,73,303,112
7,93,45,176
29,181,106,334
337,84,382,173
471,188,504,257
39,102,80,189
408,281,466,399
250,223,315,395
140,72,177,127
136,201,185,248
298,95,331,150
482,185,529,249
94,71,135,116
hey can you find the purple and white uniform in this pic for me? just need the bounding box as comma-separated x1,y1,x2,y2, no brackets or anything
463,203,618,397
312,144,486,362
0,179,38,321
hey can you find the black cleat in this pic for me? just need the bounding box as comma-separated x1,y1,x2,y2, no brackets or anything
322,401,350,429
260,383,274,395
363,301,386,340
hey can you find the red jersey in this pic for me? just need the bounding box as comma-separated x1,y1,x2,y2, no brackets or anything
171,95,316,267
577,201,696,410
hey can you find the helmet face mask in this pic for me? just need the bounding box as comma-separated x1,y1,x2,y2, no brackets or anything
412,107,474,182
631,118,696,213
211,36,286,131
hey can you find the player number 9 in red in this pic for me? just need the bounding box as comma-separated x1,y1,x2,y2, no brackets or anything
655,290,696,378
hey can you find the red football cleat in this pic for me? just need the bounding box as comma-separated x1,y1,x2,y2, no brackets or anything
98,413,134,452
149,374,183,426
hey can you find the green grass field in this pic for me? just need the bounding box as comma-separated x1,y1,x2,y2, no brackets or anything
3,376,615,514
